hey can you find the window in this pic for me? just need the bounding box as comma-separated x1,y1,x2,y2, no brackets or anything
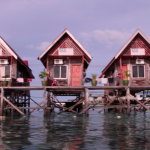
132,65,144,78
17,70,23,78
54,65,67,79
0,65,11,78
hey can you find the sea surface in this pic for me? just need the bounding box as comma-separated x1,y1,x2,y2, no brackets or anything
0,109,150,150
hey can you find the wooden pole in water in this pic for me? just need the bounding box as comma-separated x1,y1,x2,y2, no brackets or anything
126,87,130,114
0,88,4,116
85,88,89,115
43,88,47,115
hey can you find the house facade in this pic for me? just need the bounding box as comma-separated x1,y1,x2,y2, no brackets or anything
0,36,34,86
100,29,150,87
38,29,92,86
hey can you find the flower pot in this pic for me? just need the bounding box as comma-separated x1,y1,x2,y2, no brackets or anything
91,80,97,86
123,80,129,86
2,81,8,87
42,81,47,86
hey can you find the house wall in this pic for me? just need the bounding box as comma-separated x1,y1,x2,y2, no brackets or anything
48,58,83,86
112,58,150,86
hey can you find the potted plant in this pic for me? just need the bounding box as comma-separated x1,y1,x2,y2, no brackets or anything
91,74,97,86
123,70,130,86
39,69,49,86
2,75,9,87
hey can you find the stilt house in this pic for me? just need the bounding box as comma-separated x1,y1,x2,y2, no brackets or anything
38,29,92,86
0,36,34,86
100,29,150,87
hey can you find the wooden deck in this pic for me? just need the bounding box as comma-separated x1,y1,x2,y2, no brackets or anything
1,86,150,116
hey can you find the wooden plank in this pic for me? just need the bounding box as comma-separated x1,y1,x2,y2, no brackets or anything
98,96,117,113
137,98,150,110
50,101,77,113
2,96,25,116
133,96,150,111
30,100,45,114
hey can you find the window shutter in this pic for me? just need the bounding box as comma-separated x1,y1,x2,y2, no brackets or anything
132,66,138,77
139,66,144,77
61,66,66,78
54,66,60,78
5,66,10,77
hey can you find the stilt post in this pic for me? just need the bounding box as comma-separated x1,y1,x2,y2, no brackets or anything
0,88,4,116
126,87,130,114
85,88,89,115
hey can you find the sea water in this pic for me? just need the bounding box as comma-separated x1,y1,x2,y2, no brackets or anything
0,109,150,150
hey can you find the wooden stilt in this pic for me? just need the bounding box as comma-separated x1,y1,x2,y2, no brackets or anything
126,88,130,114
43,88,47,115
85,88,89,115
2,95,25,116
47,91,51,114
0,88,4,116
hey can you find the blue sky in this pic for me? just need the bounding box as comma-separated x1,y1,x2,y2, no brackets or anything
1,0,150,86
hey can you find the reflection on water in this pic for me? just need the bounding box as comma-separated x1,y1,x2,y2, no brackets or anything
0,110,150,150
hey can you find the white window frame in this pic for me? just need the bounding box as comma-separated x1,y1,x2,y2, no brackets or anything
0,65,11,79
132,65,145,78
53,65,68,79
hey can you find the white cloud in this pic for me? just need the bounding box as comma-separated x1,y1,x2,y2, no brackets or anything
35,41,51,50
26,41,51,51
80,29,131,48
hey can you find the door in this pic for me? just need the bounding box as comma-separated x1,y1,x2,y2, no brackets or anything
122,65,127,79
71,65,81,86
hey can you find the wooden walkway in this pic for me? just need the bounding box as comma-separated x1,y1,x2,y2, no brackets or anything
0,86,150,116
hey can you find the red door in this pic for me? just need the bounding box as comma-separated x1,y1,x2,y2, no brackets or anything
71,65,81,86
122,65,127,79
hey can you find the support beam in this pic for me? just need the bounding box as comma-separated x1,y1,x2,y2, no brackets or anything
30,100,45,114
137,98,150,110
98,96,117,113
2,96,25,116
133,96,150,111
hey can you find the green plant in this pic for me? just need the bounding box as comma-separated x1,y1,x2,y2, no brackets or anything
124,70,130,80
2,75,9,81
91,74,97,80
39,69,49,81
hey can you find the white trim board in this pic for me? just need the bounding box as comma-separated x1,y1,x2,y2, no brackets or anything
0,38,17,59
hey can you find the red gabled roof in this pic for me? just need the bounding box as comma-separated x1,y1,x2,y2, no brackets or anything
0,36,34,78
99,29,150,78
38,29,92,61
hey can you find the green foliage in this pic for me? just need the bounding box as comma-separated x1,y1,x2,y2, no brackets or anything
91,74,97,79
2,75,9,80
124,70,130,79
39,69,49,81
